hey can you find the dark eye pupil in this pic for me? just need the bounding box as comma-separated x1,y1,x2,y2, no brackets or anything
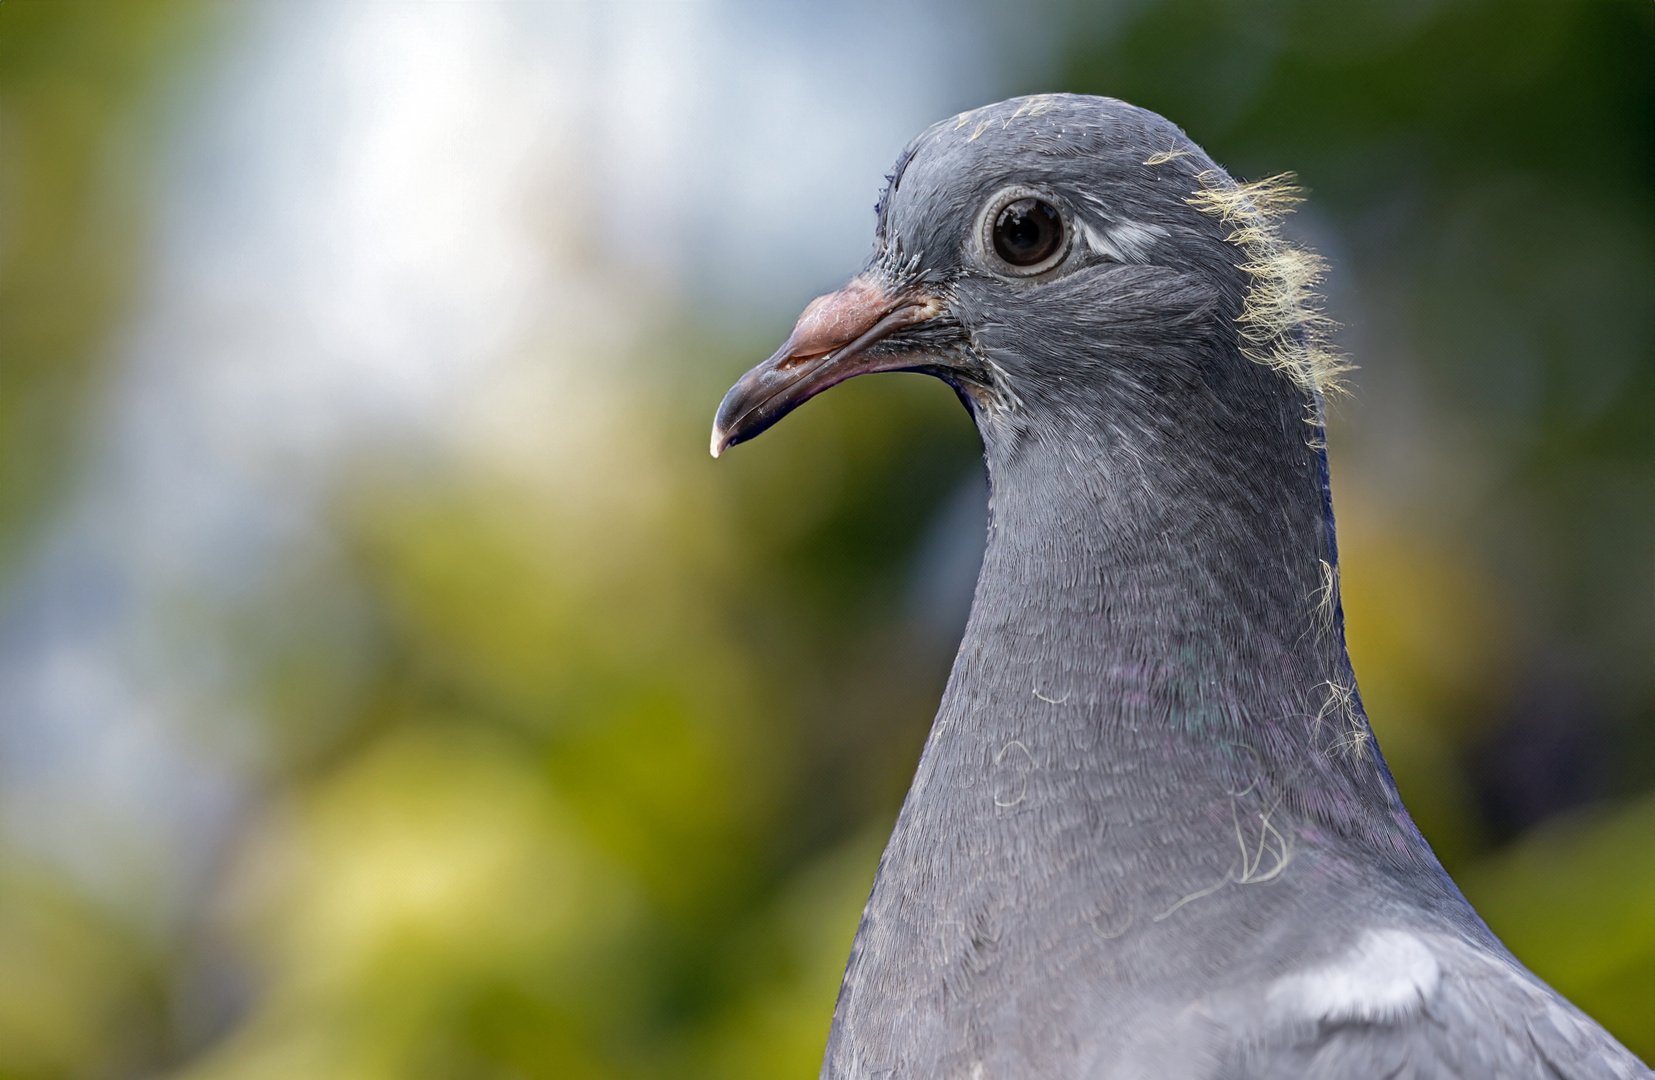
993,198,1063,267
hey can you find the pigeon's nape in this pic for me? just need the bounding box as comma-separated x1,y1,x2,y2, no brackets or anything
710,276,946,458
709,94,1646,1080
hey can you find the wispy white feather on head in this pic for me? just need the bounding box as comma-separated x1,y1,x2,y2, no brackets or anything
1188,172,1349,410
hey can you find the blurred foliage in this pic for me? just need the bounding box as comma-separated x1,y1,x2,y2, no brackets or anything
0,854,169,1078
1,6,211,1078
1459,793,1655,1058
0,0,210,573
174,363,974,1080
0,2,1650,1078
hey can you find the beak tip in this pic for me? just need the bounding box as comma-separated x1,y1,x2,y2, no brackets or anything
709,427,727,459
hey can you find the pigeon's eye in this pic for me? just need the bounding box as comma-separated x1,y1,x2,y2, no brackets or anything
983,192,1067,276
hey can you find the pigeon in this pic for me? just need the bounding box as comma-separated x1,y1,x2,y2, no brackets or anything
710,95,1646,1080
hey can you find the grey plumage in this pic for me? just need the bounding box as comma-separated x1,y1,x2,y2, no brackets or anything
711,94,1647,1080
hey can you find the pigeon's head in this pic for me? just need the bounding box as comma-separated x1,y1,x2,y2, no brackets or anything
711,93,1333,461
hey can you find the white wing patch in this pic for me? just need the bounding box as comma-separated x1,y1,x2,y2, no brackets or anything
1268,929,1441,1023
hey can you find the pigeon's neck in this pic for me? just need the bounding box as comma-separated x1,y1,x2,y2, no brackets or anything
920,395,1414,849
975,417,1339,711
975,403,1338,688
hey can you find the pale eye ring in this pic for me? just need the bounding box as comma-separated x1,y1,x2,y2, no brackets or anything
980,187,1069,277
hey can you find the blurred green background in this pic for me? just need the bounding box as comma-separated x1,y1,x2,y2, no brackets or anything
0,2,1649,1077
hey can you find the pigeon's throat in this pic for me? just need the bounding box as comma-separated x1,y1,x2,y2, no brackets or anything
967,405,1347,729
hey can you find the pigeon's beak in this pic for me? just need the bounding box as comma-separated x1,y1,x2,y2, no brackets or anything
710,276,945,457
